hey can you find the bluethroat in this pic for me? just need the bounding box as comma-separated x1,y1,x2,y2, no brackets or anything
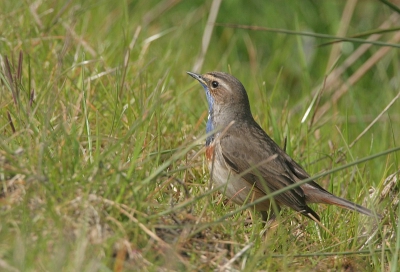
187,71,378,222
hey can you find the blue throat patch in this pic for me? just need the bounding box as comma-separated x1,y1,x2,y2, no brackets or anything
201,84,214,146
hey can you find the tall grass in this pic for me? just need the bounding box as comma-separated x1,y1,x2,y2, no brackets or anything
1,0,399,271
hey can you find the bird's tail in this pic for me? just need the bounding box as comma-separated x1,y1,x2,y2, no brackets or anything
303,184,380,218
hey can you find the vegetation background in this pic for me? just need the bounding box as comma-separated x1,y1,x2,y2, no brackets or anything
1,0,400,271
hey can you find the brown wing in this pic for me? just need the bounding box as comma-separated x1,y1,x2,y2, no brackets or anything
281,150,330,194
219,121,320,220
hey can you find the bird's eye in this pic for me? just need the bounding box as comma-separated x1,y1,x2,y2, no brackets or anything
211,81,219,88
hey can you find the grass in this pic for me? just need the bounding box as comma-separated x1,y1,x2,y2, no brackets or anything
1,0,400,271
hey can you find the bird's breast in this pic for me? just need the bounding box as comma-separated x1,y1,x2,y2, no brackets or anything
205,144,215,162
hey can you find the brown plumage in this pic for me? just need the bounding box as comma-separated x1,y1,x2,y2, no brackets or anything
188,71,379,222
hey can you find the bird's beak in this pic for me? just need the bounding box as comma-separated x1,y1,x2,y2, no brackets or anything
187,71,207,86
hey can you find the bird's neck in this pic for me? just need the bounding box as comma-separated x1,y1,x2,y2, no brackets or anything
206,106,255,146
206,111,214,146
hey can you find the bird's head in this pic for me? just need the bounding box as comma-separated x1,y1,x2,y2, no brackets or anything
187,71,252,120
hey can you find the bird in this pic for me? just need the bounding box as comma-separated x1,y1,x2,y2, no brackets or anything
187,71,379,222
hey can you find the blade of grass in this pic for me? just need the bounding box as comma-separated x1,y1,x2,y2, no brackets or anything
217,23,400,49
